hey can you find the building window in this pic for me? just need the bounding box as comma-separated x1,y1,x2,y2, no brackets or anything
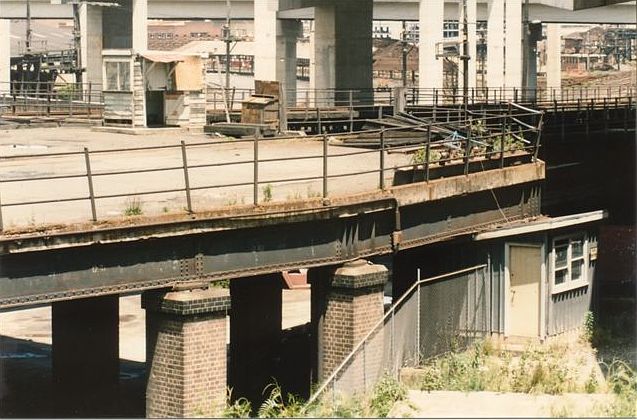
552,234,587,293
104,61,131,91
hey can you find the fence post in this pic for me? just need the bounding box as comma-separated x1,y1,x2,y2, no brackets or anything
362,339,367,391
349,90,354,132
181,141,193,213
603,98,608,136
69,88,73,118
84,147,97,222
464,117,472,176
500,116,506,169
425,125,431,182
87,83,92,118
416,279,421,366
323,134,328,198
390,308,395,375
379,130,386,190
317,107,322,134
253,131,259,205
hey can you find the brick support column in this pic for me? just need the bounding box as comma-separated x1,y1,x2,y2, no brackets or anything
52,295,119,417
320,260,388,381
143,288,230,418
229,273,282,407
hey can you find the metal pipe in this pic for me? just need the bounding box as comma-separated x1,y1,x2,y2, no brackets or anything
181,141,193,213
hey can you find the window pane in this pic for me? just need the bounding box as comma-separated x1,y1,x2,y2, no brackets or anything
555,268,568,285
555,245,568,267
571,260,583,281
119,62,130,91
572,239,584,258
105,62,119,91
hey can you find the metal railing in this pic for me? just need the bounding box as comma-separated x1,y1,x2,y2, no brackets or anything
0,81,104,119
0,104,542,230
304,264,489,412
404,86,636,107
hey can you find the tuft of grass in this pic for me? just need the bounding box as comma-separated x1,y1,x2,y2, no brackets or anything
258,382,304,418
123,196,143,216
595,359,637,417
222,388,252,418
369,375,407,417
262,184,273,203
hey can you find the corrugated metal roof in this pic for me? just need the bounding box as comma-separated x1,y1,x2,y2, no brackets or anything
473,210,607,241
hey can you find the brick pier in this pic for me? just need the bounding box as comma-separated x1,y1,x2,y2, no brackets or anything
142,288,230,417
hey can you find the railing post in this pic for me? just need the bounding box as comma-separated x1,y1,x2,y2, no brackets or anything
317,107,322,134
323,134,328,198
464,117,472,176
87,83,92,118
181,141,193,213
84,147,97,222
253,131,259,205
500,116,506,169
390,308,395,375
349,90,354,133
603,97,608,136
379,130,386,190
425,125,431,182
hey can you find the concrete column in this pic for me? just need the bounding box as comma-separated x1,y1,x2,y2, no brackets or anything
487,0,505,89
546,24,562,97
334,0,373,103
0,19,10,93
460,0,477,90
143,288,230,417
80,4,103,90
52,295,119,417
419,0,444,96
310,4,335,106
230,273,282,406
320,260,388,382
254,1,301,105
504,0,523,92
132,0,148,52
311,1,373,105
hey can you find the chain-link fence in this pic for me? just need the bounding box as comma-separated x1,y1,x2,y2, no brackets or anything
306,264,489,408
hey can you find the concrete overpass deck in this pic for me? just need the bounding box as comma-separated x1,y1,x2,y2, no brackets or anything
2,0,635,22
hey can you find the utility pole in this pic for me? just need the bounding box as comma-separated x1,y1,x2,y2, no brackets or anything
461,0,469,111
72,2,83,86
25,0,32,53
401,20,408,87
223,0,232,91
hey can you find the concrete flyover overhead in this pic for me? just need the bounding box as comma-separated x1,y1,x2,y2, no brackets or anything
0,0,634,22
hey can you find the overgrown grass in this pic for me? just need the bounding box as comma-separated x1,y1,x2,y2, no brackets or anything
417,340,583,394
307,375,407,418
593,359,637,417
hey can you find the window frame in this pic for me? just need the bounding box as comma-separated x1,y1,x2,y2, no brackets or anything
551,232,589,294
103,59,132,92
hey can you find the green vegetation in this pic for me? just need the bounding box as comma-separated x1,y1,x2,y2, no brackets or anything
307,375,407,418
258,383,304,418
417,340,583,394
123,196,143,216
411,147,441,165
221,389,252,418
595,360,637,417
262,184,273,203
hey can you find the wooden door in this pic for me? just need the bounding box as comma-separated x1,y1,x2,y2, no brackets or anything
508,245,542,337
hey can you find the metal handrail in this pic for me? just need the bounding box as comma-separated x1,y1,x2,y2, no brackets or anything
0,105,543,230
302,264,488,412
